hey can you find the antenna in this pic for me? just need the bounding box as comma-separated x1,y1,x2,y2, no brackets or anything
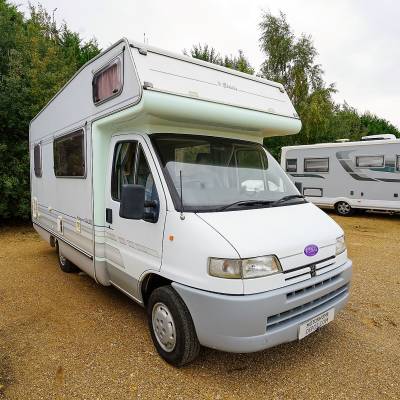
179,170,185,220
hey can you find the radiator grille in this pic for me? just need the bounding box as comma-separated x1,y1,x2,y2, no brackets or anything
283,256,340,285
266,284,348,331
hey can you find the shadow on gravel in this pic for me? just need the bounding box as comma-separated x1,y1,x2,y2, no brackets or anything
0,346,13,400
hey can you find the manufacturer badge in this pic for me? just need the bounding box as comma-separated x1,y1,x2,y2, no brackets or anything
304,244,319,257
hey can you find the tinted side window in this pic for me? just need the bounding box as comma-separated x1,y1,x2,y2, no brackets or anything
356,155,384,168
286,158,297,172
136,146,159,205
93,58,122,104
111,141,138,201
304,158,329,172
34,143,42,177
54,130,85,177
396,155,400,171
112,142,158,207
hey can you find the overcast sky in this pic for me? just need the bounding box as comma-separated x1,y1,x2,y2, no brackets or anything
22,0,400,128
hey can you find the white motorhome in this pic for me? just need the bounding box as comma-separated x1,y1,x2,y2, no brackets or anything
281,136,400,216
30,38,352,366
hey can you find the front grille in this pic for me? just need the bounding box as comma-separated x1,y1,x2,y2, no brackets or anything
286,273,341,299
266,284,348,331
283,256,339,285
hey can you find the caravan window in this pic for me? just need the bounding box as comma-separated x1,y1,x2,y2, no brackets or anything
356,155,384,168
304,158,329,172
53,129,85,177
34,143,42,177
397,155,400,171
93,58,122,104
286,158,297,172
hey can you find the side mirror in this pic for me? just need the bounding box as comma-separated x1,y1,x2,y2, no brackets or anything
119,184,145,219
294,181,303,194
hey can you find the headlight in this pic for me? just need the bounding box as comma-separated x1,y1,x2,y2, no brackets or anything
335,235,346,255
208,255,282,279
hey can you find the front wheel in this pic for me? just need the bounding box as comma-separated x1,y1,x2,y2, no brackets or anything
335,201,354,216
147,286,200,367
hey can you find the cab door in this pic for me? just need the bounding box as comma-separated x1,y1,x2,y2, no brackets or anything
104,134,166,301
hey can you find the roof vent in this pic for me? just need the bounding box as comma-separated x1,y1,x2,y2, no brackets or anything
335,138,350,143
361,134,397,141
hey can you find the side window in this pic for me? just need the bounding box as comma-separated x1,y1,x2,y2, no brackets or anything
93,58,122,105
286,158,297,172
396,155,400,171
34,143,42,177
111,142,158,205
304,158,329,173
111,141,138,201
356,155,384,168
137,146,159,205
54,129,85,177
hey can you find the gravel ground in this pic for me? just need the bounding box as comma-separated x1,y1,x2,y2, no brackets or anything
0,212,399,399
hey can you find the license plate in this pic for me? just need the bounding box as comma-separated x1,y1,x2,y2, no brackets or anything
298,309,335,340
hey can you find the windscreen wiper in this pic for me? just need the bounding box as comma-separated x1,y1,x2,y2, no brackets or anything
217,200,273,212
270,194,306,207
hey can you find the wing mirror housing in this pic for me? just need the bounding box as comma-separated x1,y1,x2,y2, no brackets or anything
119,184,145,220
119,184,159,222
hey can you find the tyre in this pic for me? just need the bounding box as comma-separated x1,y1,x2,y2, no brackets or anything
56,242,79,273
335,201,354,216
147,285,200,367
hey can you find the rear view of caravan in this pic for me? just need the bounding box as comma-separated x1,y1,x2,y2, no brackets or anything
281,136,400,215
30,38,352,366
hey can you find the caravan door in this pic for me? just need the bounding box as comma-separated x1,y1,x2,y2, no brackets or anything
104,134,166,301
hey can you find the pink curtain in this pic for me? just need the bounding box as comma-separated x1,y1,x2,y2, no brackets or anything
95,62,121,102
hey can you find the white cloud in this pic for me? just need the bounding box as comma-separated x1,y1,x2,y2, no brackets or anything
23,0,400,128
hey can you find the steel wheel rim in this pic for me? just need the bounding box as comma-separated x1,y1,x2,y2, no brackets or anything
338,202,350,214
152,302,176,352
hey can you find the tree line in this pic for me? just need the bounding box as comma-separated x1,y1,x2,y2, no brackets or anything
0,1,100,219
0,2,398,220
185,11,399,159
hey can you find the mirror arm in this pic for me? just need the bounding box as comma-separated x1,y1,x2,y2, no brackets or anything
144,200,158,208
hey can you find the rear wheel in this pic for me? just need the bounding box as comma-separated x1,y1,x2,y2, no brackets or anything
56,242,79,273
335,201,354,216
147,286,200,367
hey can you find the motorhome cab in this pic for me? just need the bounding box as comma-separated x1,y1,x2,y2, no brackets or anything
281,135,400,215
30,38,352,366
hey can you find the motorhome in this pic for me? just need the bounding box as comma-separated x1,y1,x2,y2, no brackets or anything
281,136,400,216
30,38,352,366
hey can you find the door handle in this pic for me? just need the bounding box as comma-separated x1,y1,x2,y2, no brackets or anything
106,208,113,224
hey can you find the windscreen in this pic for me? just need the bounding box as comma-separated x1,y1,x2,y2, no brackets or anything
151,134,299,212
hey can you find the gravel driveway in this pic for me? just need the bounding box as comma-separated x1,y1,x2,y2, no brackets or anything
0,213,399,399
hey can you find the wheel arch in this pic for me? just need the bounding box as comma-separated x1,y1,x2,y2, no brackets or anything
140,272,172,305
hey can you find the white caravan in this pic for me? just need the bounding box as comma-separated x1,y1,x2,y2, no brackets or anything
281,136,400,216
30,38,352,366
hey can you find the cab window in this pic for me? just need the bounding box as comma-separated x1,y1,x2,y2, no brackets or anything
111,141,158,207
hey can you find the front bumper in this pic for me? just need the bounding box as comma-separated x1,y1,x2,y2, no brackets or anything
173,260,352,353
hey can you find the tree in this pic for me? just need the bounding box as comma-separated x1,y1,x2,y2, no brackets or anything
184,44,254,74
259,11,398,158
0,0,101,220
359,112,399,137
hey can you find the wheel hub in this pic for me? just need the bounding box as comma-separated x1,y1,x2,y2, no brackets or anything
152,302,176,352
338,202,350,213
